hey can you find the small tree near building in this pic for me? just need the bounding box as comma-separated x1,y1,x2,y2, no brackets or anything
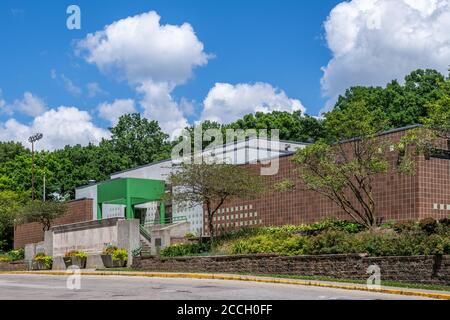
292,101,406,228
19,200,68,231
168,162,265,239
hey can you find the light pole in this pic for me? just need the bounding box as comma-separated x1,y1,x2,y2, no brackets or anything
28,133,43,201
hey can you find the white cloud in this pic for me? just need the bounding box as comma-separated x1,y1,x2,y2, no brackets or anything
98,99,136,125
138,81,189,138
321,0,450,111
87,82,108,98
77,11,211,134
77,11,210,85
5,92,47,117
61,74,82,96
0,89,5,110
201,82,305,124
0,106,109,150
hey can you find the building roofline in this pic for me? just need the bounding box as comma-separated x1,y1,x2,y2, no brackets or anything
109,138,310,177
105,125,420,180
109,158,173,177
339,124,422,144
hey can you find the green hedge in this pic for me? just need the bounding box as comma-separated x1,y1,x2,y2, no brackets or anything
160,242,211,257
160,218,449,257
0,249,24,262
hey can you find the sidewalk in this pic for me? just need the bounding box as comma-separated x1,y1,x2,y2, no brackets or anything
1,270,449,300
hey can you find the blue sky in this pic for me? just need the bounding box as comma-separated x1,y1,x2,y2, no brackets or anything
1,0,449,149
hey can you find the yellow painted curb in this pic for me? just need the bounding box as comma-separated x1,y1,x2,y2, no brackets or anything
1,270,449,300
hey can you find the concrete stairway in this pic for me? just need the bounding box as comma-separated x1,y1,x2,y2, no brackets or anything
139,237,152,257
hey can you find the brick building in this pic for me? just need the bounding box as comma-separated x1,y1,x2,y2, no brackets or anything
14,126,450,248
205,126,450,235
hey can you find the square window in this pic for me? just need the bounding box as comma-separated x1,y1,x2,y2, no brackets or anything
249,204,253,209
254,212,258,217
235,206,239,211
440,204,445,210
231,207,234,212
244,213,248,218
244,205,248,210
249,212,253,217
226,208,229,212
240,214,243,218
240,206,243,211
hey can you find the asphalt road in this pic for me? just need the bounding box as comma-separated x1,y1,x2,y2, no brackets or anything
0,274,430,300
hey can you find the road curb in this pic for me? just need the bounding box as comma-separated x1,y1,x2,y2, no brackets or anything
1,270,449,300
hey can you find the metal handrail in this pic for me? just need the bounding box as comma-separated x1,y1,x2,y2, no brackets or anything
139,224,152,243
144,216,188,227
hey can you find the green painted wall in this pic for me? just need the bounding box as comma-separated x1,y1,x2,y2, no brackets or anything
97,178,165,222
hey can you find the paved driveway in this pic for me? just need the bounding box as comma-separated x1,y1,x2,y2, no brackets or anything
0,274,431,300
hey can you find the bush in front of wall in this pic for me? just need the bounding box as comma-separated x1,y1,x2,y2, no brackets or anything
101,246,128,268
64,250,88,259
161,242,211,257
419,217,439,235
7,249,25,261
33,253,53,270
112,249,128,262
63,250,87,269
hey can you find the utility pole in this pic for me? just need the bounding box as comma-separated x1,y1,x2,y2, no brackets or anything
28,133,43,201
43,169,46,201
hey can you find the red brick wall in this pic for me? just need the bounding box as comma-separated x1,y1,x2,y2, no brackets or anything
205,128,450,234
14,198,93,249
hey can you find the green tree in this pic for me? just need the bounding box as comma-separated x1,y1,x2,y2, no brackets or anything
18,200,68,231
0,141,29,165
293,101,398,228
333,69,445,129
0,191,28,250
226,111,325,142
168,162,265,239
423,79,450,142
109,113,171,167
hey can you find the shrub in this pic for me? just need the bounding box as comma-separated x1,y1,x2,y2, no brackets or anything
33,253,53,269
7,249,24,261
230,234,308,256
393,220,418,233
0,255,12,262
303,230,359,255
419,218,438,235
0,249,24,262
439,217,450,227
161,242,211,257
112,249,128,262
64,250,87,259
185,232,197,239
103,245,119,255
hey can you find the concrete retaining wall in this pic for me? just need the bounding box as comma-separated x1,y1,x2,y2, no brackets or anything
133,254,450,285
48,218,140,269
